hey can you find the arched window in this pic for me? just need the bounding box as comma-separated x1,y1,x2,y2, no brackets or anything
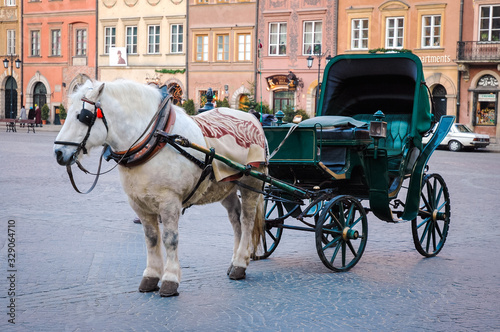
167,83,183,105
4,77,18,118
432,84,447,120
33,82,47,110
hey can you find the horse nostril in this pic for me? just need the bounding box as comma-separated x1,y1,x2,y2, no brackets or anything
55,149,65,164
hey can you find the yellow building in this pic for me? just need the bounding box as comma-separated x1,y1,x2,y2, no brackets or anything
98,0,187,104
1,0,22,119
338,0,460,121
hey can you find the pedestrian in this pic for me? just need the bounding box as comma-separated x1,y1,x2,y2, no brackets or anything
35,106,42,127
28,107,35,121
19,105,27,127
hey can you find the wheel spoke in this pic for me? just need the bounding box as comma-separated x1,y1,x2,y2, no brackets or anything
347,239,358,257
419,220,431,245
341,241,347,267
329,242,341,264
417,216,431,229
323,235,342,250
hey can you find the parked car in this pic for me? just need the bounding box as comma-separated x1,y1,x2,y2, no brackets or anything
422,123,490,151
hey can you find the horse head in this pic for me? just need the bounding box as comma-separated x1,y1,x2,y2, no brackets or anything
54,80,109,166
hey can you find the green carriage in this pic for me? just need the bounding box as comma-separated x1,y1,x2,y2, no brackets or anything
260,53,454,271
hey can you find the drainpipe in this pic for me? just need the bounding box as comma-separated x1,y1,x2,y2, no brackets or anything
457,0,464,122
185,1,189,102
95,0,99,79
20,0,24,106
334,0,338,56
254,0,259,104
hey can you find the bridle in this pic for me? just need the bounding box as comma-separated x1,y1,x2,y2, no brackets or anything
54,99,109,156
54,91,175,194
54,98,111,194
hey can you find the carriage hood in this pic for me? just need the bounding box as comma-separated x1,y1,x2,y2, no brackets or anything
317,53,433,147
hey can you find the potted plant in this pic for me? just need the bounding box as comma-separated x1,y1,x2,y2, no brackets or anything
41,104,50,125
59,104,67,125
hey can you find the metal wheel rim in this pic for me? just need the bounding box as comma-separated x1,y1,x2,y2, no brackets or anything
412,174,450,257
315,195,368,272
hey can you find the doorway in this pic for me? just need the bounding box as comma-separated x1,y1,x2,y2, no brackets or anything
432,84,447,121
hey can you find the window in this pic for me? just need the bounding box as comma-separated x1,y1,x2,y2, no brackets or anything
273,90,295,112
126,26,138,54
216,34,229,61
238,34,251,61
104,27,116,54
351,19,368,50
30,30,40,56
171,24,183,53
51,30,61,56
76,29,87,56
475,75,498,126
303,21,322,55
6,0,15,6
196,35,208,61
386,17,404,48
148,25,160,54
7,30,15,55
480,5,500,42
422,15,441,48
269,22,287,56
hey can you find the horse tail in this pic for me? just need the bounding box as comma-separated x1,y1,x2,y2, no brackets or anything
252,192,265,251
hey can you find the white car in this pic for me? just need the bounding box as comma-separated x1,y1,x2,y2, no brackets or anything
422,123,490,152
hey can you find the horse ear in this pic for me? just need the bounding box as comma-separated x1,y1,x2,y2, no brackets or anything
84,83,105,104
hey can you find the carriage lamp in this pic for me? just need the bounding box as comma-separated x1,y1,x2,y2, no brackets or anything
370,110,387,159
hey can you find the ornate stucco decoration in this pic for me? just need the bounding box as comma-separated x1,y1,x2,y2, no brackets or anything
102,0,117,8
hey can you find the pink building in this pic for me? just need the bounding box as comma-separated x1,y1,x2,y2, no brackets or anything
457,1,500,140
23,0,96,124
188,0,257,110
256,0,337,117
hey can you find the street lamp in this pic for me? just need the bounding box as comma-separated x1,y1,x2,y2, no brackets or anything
307,49,331,114
3,55,22,119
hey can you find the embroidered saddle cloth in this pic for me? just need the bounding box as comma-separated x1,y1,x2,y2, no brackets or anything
192,108,267,182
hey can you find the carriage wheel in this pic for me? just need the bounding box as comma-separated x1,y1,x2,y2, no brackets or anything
412,173,450,257
315,195,368,272
252,196,284,260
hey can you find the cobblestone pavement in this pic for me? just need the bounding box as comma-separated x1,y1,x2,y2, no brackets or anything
0,130,499,331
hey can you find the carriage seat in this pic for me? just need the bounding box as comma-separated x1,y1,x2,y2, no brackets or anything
352,114,412,157
353,113,412,175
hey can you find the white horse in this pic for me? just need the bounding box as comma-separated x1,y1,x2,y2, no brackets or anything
54,80,266,297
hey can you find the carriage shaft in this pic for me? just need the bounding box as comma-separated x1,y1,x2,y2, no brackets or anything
178,139,309,198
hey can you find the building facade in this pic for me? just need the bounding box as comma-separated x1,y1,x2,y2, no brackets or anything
1,0,22,119
22,0,97,124
457,0,500,140
188,0,257,110
338,0,460,124
98,0,186,105
256,0,337,117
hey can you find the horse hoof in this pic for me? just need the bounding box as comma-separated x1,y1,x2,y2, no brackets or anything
139,277,160,292
227,263,233,275
160,281,179,297
229,266,246,280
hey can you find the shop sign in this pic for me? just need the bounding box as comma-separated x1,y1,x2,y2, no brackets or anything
478,93,496,102
266,75,292,91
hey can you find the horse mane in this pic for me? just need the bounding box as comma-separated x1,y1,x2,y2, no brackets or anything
70,80,163,118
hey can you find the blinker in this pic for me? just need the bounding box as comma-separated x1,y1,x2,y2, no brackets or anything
77,108,95,127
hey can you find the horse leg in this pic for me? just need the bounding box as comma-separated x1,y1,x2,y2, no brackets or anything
221,191,242,275
138,213,163,293
227,184,261,280
159,203,182,297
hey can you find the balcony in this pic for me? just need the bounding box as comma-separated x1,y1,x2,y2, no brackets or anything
457,41,500,62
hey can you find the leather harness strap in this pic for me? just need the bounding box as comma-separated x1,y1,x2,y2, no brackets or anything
106,96,176,167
